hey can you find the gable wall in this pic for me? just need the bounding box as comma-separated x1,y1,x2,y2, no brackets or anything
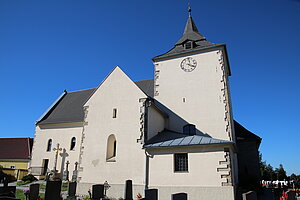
79,67,147,185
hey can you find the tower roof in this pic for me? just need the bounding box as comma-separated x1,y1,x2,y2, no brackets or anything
153,7,220,61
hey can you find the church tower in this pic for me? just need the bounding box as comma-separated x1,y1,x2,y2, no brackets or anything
152,7,234,141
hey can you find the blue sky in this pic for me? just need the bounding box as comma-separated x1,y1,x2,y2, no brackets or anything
0,0,299,175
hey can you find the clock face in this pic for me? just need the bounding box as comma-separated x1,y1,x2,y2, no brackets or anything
180,57,197,72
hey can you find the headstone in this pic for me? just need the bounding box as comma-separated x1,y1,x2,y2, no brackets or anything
71,162,78,182
44,180,62,200
92,184,104,200
29,184,39,200
0,186,16,198
172,193,187,200
145,189,158,200
68,182,77,199
242,191,257,200
124,180,133,200
286,190,296,200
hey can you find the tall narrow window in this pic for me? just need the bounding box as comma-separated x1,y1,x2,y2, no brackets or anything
112,108,117,118
174,153,188,172
70,137,76,151
106,134,117,161
46,139,52,152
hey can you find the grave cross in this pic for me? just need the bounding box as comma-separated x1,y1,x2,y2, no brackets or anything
53,143,62,171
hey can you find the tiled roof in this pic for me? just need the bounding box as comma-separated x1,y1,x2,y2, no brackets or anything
144,129,233,149
0,138,33,160
37,79,154,125
234,120,261,142
38,88,95,125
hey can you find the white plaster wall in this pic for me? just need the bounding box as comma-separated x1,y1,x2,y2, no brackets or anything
154,48,231,140
79,67,147,186
30,124,83,174
147,106,165,140
147,147,226,187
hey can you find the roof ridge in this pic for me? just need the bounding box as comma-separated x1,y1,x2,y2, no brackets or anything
68,88,96,93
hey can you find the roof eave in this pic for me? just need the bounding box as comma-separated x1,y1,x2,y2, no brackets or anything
152,44,225,62
143,141,234,149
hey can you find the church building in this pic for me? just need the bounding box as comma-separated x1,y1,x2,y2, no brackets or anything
30,7,261,200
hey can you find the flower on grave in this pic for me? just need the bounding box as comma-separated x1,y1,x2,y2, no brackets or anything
23,189,29,195
136,193,142,199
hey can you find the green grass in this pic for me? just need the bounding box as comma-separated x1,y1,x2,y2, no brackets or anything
16,189,45,200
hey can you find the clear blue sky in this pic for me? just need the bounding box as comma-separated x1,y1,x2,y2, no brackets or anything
0,0,299,175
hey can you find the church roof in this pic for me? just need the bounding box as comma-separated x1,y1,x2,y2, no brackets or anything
37,79,154,125
234,120,262,142
144,129,233,149
153,15,219,61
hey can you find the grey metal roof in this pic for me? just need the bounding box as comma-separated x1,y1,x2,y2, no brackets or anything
37,79,154,125
153,16,219,61
144,129,233,149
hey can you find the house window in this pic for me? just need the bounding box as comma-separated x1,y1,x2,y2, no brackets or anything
106,134,117,161
113,108,117,118
185,41,192,49
46,139,52,152
174,153,188,172
70,137,76,151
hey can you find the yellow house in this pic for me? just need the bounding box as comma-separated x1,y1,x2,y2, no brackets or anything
0,138,33,180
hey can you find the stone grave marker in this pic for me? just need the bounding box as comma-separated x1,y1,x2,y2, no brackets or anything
67,182,77,199
124,180,133,200
44,180,62,200
29,184,39,200
92,184,104,200
145,189,158,200
286,190,296,200
172,192,187,200
0,186,16,198
242,191,257,200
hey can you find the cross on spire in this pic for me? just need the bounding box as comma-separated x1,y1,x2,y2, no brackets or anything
188,2,192,17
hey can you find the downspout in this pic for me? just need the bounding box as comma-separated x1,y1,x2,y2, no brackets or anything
144,150,150,190
142,98,151,190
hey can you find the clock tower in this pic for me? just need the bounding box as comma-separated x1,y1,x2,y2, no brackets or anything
152,9,234,141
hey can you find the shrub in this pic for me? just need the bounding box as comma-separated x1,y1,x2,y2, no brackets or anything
22,174,37,183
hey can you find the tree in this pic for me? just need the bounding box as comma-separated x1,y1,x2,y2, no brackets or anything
275,164,287,181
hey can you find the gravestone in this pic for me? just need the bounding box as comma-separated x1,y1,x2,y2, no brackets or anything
0,186,16,198
124,180,133,200
242,191,257,200
29,184,39,200
67,182,77,199
286,190,296,200
92,184,104,200
44,180,62,200
172,193,187,200
145,189,158,200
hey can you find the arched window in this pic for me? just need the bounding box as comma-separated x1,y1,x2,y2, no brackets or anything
106,134,116,161
46,139,52,152
70,137,76,151
183,124,196,136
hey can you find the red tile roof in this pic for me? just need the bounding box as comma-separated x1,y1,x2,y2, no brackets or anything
0,138,33,160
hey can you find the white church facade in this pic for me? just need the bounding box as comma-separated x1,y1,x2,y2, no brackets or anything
30,9,261,200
